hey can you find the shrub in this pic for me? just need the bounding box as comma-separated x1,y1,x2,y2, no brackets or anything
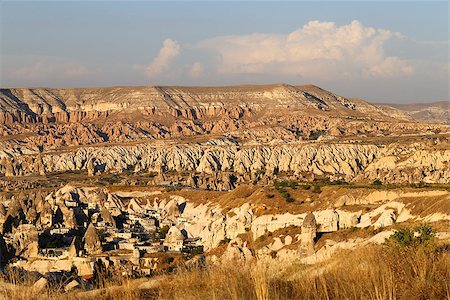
348,226,359,233
182,245,204,259
311,185,321,193
159,225,170,239
165,186,182,192
332,179,348,185
266,194,275,199
391,224,435,247
372,179,382,185
274,180,296,202
412,181,428,188
308,129,326,140
391,228,414,247
279,189,294,203
414,224,435,244
277,181,289,188
164,257,174,264
300,184,311,190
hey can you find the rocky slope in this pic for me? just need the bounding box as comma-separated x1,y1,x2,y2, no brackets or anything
382,101,449,124
0,84,407,117
1,84,434,152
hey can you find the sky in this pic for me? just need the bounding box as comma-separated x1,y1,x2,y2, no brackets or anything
0,1,448,103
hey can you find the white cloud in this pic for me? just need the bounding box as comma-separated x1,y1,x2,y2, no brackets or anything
195,20,414,79
144,39,181,78
368,56,415,78
188,62,204,78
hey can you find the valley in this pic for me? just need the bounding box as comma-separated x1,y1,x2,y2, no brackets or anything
0,84,448,299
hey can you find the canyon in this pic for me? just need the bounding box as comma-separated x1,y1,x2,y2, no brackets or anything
0,84,448,297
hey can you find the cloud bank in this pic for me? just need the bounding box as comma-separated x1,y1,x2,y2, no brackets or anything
195,20,414,79
2,56,92,86
135,20,428,87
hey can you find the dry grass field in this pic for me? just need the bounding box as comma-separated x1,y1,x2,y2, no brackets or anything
1,237,448,300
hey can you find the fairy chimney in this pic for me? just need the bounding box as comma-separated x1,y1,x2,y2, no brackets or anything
301,212,317,255
87,158,95,177
4,157,15,177
35,155,46,176
83,223,102,255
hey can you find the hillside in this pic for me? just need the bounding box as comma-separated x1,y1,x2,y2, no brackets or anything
381,101,449,124
0,84,408,120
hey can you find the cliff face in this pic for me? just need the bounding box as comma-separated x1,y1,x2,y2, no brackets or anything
2,84,447,150
0,84,407,118
0,85,446,152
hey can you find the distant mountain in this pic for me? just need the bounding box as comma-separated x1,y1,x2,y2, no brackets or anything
380,101,449,124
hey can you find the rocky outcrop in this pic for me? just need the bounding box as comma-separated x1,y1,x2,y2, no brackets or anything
1,84,446,159
83,223,102,255
364,149,450,184
12,224,39,258
300,213,316,255
1,84,448,194
386,101,450,124
220,237,254,264
1,183,449,273
87,158,95,177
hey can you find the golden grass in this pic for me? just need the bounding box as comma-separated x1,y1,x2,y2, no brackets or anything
1,242,448,300
152,242,450,300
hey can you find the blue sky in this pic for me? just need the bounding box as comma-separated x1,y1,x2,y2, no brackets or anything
1,1,448,103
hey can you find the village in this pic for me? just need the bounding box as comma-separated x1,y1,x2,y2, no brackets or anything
0,186,205,287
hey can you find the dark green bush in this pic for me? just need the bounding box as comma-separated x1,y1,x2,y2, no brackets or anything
308,129,326,140
299,184,311,190
164,257,174,264
159,225,170,239
311,185,322,193
279,190,294,202
391,224,435,247
182,245,204,259
278,181,289,187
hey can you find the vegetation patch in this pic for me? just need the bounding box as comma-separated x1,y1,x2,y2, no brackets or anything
273,180,295,203
390,224,435,247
